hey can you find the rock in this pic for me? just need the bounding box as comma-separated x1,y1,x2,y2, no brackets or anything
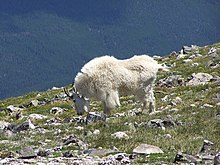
157,75,184,88
190,104,196,107
46,117,62,125
163,134,172,139
169,108,179,112
182,45,199,54
214,152,220,165
8,121,30,133
86,112,107,123
30,100,39,107
63,135,79,145
192,62,199,66
5,105,24,120
169,51,178,58
28,114,48,120
177,53,187,59
186,73,213,86
114,153,130,164
6,105,23,113
37,148,49,157
173,152,201,164
202,103,214,108
0,121,10,132
111,131,129,139
147,118,176,129
63,135,88,149
93,129,100,135
172,96,183,105
50,107,67,115
200,139,214,153
127,108,143,116
62,151,74,157
0,151,14,159
112,112,126,117
208,47,217,55
213,93,220,101
84,147,119,156
207,61,220,68
133,144,163,155
183,59,192,63
74,126,84,130
18,147,37,159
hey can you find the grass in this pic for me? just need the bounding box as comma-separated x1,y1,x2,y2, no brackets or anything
0,42,219,164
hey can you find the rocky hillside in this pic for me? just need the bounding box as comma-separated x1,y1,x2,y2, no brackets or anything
0,42,219,164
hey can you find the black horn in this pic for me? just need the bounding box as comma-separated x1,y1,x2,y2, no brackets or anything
64,87,73,99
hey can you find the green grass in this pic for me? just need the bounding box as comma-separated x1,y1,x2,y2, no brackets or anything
0,42,219,163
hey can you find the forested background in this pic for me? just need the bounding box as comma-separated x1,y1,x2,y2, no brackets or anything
0,0,219,99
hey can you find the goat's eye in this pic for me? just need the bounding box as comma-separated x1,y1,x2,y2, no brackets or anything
73,100,76,103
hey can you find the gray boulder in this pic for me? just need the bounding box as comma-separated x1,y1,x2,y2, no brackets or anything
133,144,163,155
18,147,37,159
186,73,213,86
86,112,107,123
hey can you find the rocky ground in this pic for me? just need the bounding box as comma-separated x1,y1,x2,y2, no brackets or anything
0,42,220,164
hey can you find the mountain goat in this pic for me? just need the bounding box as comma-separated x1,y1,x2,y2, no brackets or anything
66,55,166,115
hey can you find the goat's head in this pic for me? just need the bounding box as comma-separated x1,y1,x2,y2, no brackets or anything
64,86,90,115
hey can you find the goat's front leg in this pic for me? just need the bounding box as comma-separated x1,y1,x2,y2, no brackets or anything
103,101,111,116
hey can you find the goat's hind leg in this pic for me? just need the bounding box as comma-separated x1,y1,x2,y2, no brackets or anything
142,90,155,114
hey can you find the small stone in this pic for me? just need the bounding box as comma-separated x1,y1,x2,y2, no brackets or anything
203,103,214,108
63,135,78,145
192,62,199,66
74,126,84,130
183,59,192,63
163,134,172,139
6,105,23,113
37,148,49,157
111,131,129,139
84,147,119,156
172,96,182,105
18,147,37,159
0,121,10,132
50,107,67,115
214,152,220,165
177,54,187,59
190,104,196,107
169,51,178,58
169,108,179,112
208,47,217,55
62,151,73,157
28,114,48,120
93,129,100,135
86,112,107,123
174,152,201,164
30,100,39,107
133,144,163,155
200,139,214,153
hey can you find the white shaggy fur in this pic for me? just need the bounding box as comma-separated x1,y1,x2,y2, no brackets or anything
74,55,164,115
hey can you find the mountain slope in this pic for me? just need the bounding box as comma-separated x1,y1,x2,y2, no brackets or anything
0,42,219,164
0,0,219,99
